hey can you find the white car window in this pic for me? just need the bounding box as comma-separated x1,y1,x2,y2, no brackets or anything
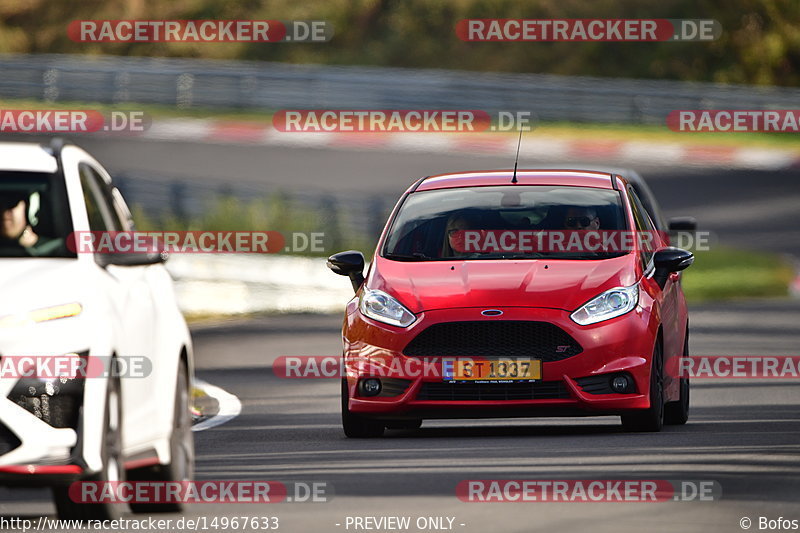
79,163,122,232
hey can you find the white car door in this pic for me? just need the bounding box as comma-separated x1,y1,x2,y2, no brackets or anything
77,162,160,450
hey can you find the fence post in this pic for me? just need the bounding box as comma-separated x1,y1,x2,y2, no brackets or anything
43,68,59,102
114,72,131,103
177,73,194,109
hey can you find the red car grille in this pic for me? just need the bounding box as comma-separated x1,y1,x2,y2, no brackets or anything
417,381,570,401
403,321,582,362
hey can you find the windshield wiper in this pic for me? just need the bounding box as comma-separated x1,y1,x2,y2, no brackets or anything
383,252,433,261
500,253,545,259
539,252,626,260
475,253,545,260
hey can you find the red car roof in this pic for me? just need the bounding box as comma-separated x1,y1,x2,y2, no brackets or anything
413,170,616,192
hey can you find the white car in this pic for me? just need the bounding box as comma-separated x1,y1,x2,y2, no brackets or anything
0,140,194,519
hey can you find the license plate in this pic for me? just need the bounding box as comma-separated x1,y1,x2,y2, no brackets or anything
443,359,541,382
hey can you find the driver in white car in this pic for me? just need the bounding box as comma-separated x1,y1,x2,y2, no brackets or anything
0,190,59,255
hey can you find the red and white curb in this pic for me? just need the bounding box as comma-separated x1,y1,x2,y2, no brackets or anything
134,118,800,170
192,378,242,432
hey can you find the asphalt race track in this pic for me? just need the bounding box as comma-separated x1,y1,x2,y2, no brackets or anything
205,301,800,531
2,302,798,532
1,138,799,532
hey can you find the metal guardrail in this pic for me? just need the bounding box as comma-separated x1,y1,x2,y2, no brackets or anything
1,53,799,124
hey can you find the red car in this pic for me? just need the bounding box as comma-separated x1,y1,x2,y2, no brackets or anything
328,170,693,437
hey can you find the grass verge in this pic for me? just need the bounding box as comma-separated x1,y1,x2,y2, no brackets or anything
682,247,795,303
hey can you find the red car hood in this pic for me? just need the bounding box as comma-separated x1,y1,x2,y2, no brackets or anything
369,254,639,313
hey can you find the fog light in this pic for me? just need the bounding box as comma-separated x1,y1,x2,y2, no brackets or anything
361,378,382,397
611,375,631,393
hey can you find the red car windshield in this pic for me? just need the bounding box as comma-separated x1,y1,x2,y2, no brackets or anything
383,185,629,260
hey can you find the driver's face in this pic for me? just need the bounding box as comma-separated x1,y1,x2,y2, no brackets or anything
447,217,471,244
1,200,27,239
445,216,473,255
564,207,600,230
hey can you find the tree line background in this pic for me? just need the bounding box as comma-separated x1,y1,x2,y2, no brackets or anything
0,0,797,86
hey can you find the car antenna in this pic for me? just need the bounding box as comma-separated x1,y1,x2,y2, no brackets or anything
511,128,523,184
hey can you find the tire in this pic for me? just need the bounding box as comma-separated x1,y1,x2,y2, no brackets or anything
53,373,126,520
385,419,423,430
341,379,384,438
665,329,690,425
129,360,195,513
621,341,664,433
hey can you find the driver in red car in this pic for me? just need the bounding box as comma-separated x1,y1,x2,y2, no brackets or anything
441,212,475,258
564,206,601,230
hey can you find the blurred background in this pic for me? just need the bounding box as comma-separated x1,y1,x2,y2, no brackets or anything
0,0,798,317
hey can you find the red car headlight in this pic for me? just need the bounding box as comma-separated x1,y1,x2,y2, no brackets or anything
359,288,416,327
570,284,639,325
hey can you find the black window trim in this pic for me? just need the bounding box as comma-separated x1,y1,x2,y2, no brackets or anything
626,184,656,277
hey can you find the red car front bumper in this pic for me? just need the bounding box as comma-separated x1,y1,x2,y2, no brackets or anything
343,304,660,420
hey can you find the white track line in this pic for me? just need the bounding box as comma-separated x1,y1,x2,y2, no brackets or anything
192,378,242,432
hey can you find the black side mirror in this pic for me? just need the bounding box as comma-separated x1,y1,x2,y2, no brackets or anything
91,234,168,267
668,217,697,231
97,250,168,267
327,250,365,292
653,247,694,289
